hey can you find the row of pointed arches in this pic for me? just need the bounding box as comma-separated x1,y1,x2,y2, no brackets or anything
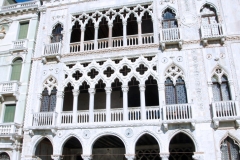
33,132,240,160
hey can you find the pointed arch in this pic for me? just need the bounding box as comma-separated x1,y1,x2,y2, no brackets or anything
51,23,63,43
211,65,229,81
199,2,219,14
220,135,240,160
43,76,58,93
162,5,177,15
31,136,54,156
219,132,240,148
164,63,185,85
59,134,84,155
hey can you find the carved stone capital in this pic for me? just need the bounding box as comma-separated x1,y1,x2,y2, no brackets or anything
122,86,129,92
72,89,79,97
81,27,86,32
192,153,204,160
51,155,63,160
88,88,96,95
139,84,145,91
57,91,64,98
81,155,92,160
37,93,42,100
160,153,170,160
105,87,112,94
125,154,135,160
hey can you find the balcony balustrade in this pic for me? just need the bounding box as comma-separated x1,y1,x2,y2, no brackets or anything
200,23,225,46
69,33,154,53
42,42,61,63
159,28,182,50
0,123,22,136
0,0,39,13
212,101,240,128
0,81,19,100
162,103,194,130
10,39,28,53
32,112,57,128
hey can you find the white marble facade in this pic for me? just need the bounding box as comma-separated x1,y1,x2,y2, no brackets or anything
20,0,240,160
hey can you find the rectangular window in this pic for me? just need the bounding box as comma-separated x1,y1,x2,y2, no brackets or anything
3,105,16,123
18,22,29,39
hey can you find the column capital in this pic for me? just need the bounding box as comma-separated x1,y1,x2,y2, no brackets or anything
57,91,64,98
108,23,113,28
137,19,142,24
122,21,127,25
81,154,92,160
88,88,96,94
94,24,99,29
125,154,135,160
192,152,204,160
160,153,170,160
122,86,129,92
37,93,42,100
81,26,86,31
51,155,63,160
139,84,145,91
72,89,79,96
105,87,112,94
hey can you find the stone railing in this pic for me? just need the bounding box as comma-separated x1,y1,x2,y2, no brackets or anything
0,123,21,136
127,35,138,46
160,28,181,42
128,107,141,121
32,112,57,127
94,109,106,122
212,101,240,119
98,38,108,49
111,108,123,122
43,42,61,56
69,42,81,53
0,81,19,94
146,106,161,120
201,23,224,39
61,111,73,124
83,40,94,51
142,33,154,44
12,39,28,50
163,103,193,121
77,110,89,123
112,36,123,47
0,1,39,13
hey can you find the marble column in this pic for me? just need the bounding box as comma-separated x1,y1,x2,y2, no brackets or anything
137,19,142,45
125,154,135,160
94,24,99,50
72,89,79,123
105,87,112,122
123,21,127,47
108,24,113,47
139,84,146,120
122,86,129,121
88,88,96,122
80,26,85,52
56,91,64,125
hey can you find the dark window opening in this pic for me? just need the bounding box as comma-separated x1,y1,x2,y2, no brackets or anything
169,133,195,160
128,77,140,107
127,13,138,36
84,19,94,41
120,66,131,76
62,137,83,160
142,12,153,34
35,138,53,160
165,77,187,105
221,137,240,160
87,69,99,79
63,83,74,111
51,24,63,43
78,81,89,110
98,17,109,39
162,9,177,29
70,22,81,43
212,75,231,101
94,80,106,110
41,87,57,112
145,76,159,106
111,78,123,109
135,134,160,160
112,15,123,37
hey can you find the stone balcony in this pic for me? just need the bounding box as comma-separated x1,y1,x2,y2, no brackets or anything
212,100,240,128
10,39,28,53
0,81,20,101
42,42,61,63
69,33,154,53
159,27,182,50
30,105,196,131
200,23,225,46
0,1,40,14
0,123,22,138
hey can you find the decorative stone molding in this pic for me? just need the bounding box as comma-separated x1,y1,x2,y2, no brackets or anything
192,152,204,160
81,155,92,160
159,153,170,160
125,154,135,160
51,155,63,160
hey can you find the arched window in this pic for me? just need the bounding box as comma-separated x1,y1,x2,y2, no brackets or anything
41,87,57,112
200,4,218,25
51,24,63,43
0,152,10,160
162,8,177,29
212,75,231,101
10,58,22,81
165,77,187,105
221,137,240,160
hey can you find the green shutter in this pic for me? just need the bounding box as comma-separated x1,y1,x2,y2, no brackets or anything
10,60,22,81
18,22,29,39
3,105,16,123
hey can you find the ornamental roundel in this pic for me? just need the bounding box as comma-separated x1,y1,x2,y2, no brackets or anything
83,130,91,139
125,128,133,138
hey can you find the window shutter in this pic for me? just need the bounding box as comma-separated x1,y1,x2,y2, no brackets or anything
10,60,22,81
3,105,16,123
18,22,29,39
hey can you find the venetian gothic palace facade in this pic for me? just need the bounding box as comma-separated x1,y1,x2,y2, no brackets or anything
0,0,240,159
